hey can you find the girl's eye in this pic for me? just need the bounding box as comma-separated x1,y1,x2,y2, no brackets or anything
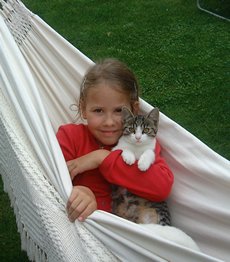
143,127,150,133
94,109,103,113
115,108,122,113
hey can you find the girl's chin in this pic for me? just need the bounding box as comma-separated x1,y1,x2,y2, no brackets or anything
100,139,117,147
97,136,119,147
96,132,121,146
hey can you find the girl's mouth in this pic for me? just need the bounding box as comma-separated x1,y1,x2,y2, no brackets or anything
101,130,117,136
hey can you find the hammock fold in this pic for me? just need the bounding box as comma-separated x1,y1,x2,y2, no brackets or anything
0,1,229,261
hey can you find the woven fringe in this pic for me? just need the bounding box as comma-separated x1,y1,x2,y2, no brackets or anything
21,227,48,262
0,92,61,261
1,170,48,262
1,169,47,262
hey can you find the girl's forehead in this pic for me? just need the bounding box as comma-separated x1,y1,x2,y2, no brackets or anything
85,84,131,104
86,83,128,97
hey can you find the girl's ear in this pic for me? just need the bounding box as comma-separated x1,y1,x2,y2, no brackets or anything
80,100,87,119
132,101,139,114
82,110,87,119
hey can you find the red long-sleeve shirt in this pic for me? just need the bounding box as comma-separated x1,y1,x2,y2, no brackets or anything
56,124,174,212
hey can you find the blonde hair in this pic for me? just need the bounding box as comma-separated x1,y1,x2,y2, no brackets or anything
78,58,140,117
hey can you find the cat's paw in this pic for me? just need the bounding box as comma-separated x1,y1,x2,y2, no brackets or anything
122,150,136,165
138,159,151,171
138,154,155,171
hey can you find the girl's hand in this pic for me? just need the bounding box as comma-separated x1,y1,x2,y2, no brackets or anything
67,186,97,222
67,149,110,180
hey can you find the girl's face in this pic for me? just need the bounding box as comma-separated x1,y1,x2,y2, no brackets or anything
82,83,138,146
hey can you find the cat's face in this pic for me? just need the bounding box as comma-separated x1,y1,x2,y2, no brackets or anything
122,107,159,144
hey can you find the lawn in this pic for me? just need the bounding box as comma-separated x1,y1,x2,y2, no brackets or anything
0,0,229,260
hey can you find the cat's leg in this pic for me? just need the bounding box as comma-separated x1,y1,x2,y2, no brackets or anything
121,149,136,165
138,149,155,171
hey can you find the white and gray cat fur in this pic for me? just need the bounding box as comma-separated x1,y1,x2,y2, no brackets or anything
113,107,159,171
112,107,171,226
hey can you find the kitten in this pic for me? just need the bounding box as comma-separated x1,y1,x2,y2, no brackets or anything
113,107,159,171
112,107,171,225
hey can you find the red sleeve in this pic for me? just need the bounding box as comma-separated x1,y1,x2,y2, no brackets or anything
99,141,174,202
56,124,79,161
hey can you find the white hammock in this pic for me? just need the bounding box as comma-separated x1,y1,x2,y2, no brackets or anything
0,1,229,261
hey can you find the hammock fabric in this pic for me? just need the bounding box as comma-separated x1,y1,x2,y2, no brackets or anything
0,1,229,261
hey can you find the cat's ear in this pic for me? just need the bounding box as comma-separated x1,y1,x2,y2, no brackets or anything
122,106,134,120
147,107,159,127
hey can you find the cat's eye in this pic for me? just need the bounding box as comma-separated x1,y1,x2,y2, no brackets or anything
143,127,150,133
129,127,135,133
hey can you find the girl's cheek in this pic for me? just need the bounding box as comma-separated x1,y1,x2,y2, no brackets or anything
87,116,101,125
115,115,122,123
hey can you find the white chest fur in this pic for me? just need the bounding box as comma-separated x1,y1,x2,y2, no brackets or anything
112,134,156,171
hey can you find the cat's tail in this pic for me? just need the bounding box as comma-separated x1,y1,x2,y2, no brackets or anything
140,224,200,252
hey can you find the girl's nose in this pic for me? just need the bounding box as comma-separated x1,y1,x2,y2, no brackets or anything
104,114,115,126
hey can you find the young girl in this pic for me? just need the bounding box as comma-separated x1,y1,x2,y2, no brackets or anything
56,59,174,222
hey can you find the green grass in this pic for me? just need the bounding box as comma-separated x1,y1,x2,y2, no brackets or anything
21,0,229,159
1,0,229,260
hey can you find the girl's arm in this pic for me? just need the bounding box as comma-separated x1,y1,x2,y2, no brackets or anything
66,143,173,202
67,150,110,180
99,141,174,202
56,125,101,221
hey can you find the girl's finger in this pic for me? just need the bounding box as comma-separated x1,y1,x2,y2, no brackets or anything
67,189,80,211
67,198,83,221
67,162,75,172
68,201,88,222
66,160,74,167
70,167,79,180
77,202,97,222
